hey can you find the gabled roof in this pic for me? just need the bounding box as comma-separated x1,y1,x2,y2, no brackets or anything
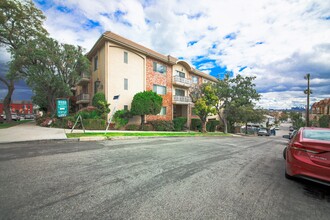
87,31,217,82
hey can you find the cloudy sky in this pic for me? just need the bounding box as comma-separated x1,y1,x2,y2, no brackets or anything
1,0,329,109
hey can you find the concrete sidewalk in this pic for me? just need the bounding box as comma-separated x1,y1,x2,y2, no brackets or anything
0,121,67,144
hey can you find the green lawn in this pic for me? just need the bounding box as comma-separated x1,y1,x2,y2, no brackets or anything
0,120,32,129
67,131,230,138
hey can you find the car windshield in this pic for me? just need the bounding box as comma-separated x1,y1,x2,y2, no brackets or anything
303,130,330,141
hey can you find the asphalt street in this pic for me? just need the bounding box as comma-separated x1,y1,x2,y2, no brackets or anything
0,128,329,219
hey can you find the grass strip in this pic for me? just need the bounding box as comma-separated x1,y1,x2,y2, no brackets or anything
67,132,230,138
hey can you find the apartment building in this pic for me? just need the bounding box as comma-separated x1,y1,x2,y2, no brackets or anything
76,31,218,127
311,98,330,121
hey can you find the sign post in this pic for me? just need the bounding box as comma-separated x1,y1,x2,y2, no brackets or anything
105,95,120,134
56,98,69,118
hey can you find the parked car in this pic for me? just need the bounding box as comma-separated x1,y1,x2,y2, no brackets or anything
2,114,21,121
24,114,35,119
257,128,270,136
11,114,21,121
284,127,330,186
289,126,294,131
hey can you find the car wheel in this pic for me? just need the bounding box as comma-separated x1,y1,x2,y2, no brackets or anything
285,170,294,180
283,147,287,160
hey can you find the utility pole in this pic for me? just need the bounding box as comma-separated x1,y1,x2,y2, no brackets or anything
304,73,312,127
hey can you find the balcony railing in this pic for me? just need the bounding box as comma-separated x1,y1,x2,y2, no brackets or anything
173,95,192,103
76,93,90,104
77,73,90,85
173,76,192,87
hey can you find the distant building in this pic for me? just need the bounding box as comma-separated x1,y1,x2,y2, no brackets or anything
0,100,33,115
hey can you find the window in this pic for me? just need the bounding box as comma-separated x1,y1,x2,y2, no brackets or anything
153,84,166,95
203,79,209,83
94,81,98,94
153,62,167,74
124,51,128,64
124,105,128,111
124,78,128,90
175,89,185,96
176,70,185,78
192,75,199,84
159,107,166,115
94,56,98,71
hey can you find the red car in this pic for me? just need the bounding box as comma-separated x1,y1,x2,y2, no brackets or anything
284,127,330,186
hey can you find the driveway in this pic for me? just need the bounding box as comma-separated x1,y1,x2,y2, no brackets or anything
0,121,67,143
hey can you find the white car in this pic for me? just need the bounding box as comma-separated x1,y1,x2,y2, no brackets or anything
2,114,21,121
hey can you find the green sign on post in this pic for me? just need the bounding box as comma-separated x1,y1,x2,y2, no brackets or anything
56,99,69,117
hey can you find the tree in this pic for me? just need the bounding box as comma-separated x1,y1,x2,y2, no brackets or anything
237,105,265,134
92,92,110,118
131,91,162,125
189,83,218,133
318,115,330,128
0,0,47,121
10,36,90,114
290,111,305,129
214,74,260,133
279,111,289,122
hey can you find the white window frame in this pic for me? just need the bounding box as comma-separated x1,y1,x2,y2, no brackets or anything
153,84,166,95
124,78,128,90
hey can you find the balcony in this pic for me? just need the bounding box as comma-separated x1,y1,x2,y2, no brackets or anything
76,73,90,86
173,95,192,103
173,76,192,87
76,93,90,104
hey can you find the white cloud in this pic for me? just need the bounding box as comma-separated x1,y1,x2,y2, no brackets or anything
9,0,330,108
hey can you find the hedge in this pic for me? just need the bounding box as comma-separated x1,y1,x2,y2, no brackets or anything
173,117,187,131
206,120,220,132
150,120,174,131
191,118,202,131
82,119,107,130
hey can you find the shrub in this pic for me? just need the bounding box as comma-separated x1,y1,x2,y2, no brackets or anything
150,120,174,131
83,119,107,130
92,92,110,118
113,110,131,129
173,117,187,131
140,123,153,131
125,124,140,131
78,110,102,119
52,116,75,128
319,115,330,128
191,118,202,131
206,120,219,132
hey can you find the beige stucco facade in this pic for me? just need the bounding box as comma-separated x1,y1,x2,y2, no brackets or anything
79,31,219,127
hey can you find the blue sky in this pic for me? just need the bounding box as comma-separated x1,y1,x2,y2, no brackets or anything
1,0,330,109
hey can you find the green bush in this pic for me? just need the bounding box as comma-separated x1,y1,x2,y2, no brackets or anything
206,120,219,132
140,123,153,131
191,118,202,131
83,119,107,130
52,116,75,128
113,110,131,129
319,115,330,128
173,117,187,131
150,120,174,131
78,110,102,119
125,124,140,131
92,92,110,118
92,92,106,106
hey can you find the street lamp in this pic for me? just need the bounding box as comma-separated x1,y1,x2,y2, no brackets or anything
304,73,312,127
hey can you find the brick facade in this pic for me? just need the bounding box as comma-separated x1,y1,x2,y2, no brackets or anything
145,57,173,121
